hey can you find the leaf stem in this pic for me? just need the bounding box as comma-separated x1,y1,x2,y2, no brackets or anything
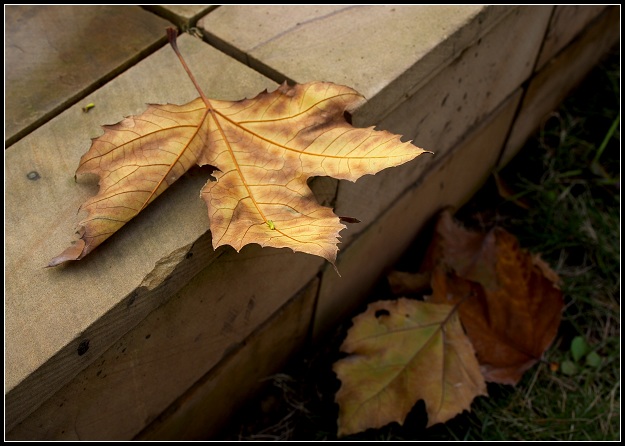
167,27,211,107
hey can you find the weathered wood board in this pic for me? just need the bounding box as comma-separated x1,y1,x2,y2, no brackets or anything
197,5,512,126
536,5,607,70
5,5,171,146
136,278,320,440
7,242,322,440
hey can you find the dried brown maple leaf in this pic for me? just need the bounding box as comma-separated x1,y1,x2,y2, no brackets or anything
426,210,564,385
333,298,486,437
49,29,428,267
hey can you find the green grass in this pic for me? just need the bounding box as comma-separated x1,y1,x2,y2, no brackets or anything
218,48,620,441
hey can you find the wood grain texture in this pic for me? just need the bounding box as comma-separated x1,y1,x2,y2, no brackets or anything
137,278,319,440
7,247,321,440
5,5,171,146
536,5,607,70
197,5,512,127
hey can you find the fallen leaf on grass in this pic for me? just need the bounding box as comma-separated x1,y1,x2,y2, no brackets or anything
427,210,564,385
333,298,486,437
50,29,428,267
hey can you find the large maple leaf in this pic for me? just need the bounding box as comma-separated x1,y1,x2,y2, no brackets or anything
333,298,487,437
49,29,427,267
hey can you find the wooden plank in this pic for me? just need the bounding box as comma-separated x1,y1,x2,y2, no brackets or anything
501,6,620,167
7,246,322,440
137,277,320,440
333,6,553,248
314,90,523,340
535,5,607,70
5,33,277,432
196,5,512,127
5,5,172,147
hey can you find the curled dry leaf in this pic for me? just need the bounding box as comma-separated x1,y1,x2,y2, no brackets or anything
426,210,564,385
333,298,486,437
49,31,428,267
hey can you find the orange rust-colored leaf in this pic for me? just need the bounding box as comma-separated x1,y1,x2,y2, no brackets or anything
333,298,486,437
426,211,564,385
49,81,427,267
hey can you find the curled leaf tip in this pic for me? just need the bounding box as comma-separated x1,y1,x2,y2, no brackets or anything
48,239,86,267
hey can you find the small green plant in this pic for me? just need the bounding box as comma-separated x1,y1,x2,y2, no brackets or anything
560,335,603,376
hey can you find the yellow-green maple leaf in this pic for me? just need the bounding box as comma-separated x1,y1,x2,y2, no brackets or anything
333,298,486,437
